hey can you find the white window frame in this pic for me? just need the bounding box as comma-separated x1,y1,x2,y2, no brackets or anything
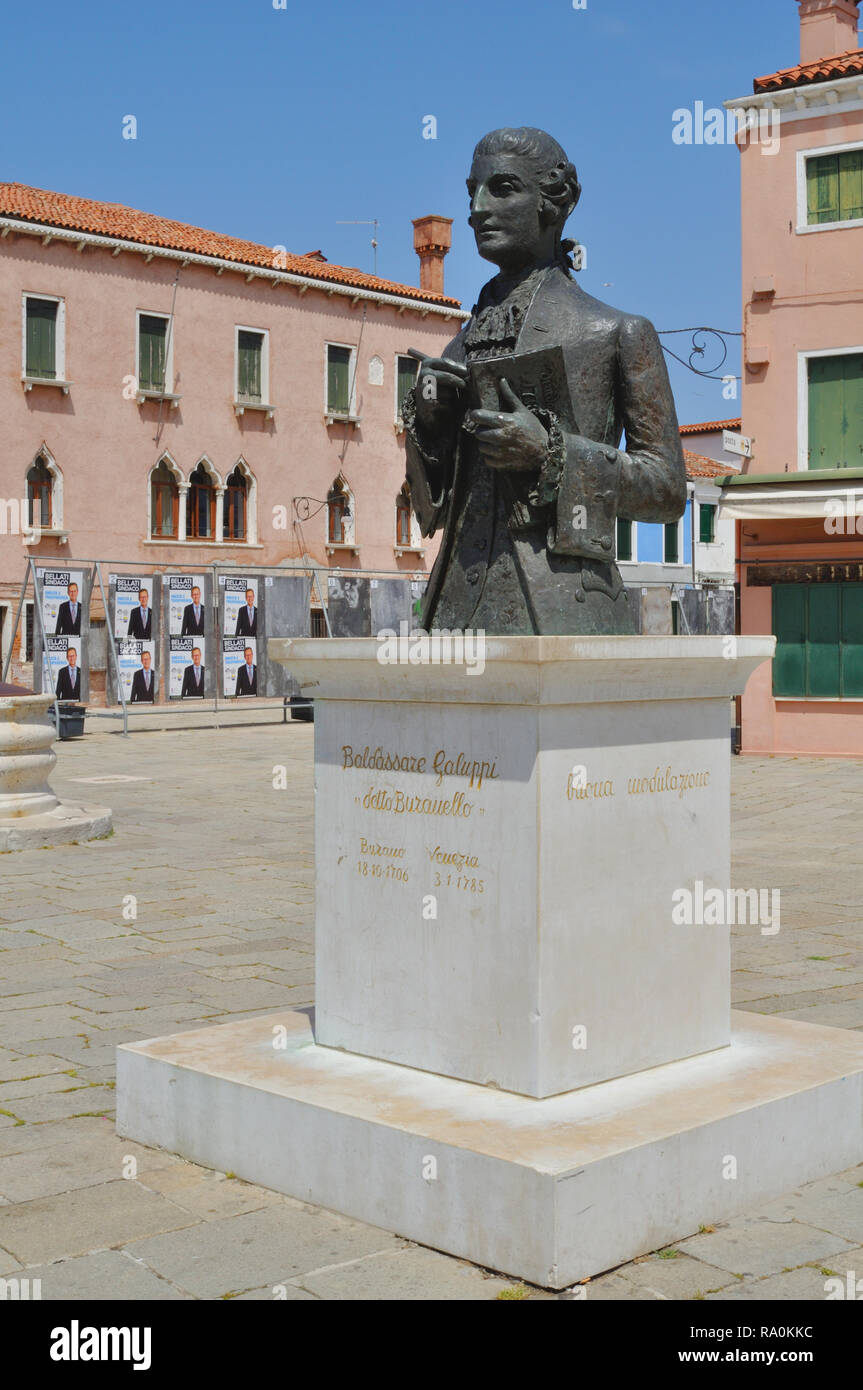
797,343,863,471
21,293,67,388
136,308,176,398
234,325,272,416
615,518,637,565
394,352,418,427
796,139,863,235
324,341,359,423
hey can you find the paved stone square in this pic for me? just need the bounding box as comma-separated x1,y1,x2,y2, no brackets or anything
1,720,862,1300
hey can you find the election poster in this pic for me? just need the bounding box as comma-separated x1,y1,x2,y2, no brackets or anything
223,637,257,698
43,635,83,702
113,577,156,641
37,568,85,639
166,574,208,638
222,576,259,639
170,636,206,699
117,640,156,704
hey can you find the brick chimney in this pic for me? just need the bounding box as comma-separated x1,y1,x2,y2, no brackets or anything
412,215,453,296
799,0,860,64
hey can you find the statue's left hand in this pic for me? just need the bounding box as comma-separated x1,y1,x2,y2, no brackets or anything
464,379,548,471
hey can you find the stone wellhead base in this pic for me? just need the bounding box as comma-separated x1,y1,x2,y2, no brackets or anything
117,1009,863,1290
0,802,112,853
0,691,111,852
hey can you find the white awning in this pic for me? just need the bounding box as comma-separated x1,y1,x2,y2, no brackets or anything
718,483,863,522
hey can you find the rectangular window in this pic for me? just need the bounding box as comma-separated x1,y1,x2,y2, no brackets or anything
808,354,863,469
616,518,633,562
237,329,264,402
773,582,863,698
310,609,327,638
138,313,169,392
396,354,418,420
663,522,679,565
699,503,716,544
327,344,353,415
25,297,58,379
807,149,863,226
25,602,34,663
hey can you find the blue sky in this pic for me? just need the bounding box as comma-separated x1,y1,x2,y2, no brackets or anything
0,0,841,424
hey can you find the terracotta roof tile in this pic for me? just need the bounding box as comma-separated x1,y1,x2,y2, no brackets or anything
754,47,863,94
684,449,739,479
0,182,461,309
679,418,741,435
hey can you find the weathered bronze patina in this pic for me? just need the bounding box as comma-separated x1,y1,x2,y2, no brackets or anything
404,127,687,635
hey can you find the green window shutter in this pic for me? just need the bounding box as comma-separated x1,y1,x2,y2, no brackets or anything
327,345,351,414
807,584,841,696
616,518,632,562
237,331,263,401
809,355,863,469
699,504,716,544
663,522,679,564
841,583,863,696
773,585,806,697
26,298,57,378
397,356,417,415
807,154,840,225
839,149,863,221
139,315,167,391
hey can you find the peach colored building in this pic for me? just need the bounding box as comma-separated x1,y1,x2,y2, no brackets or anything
0,186,465,686
723,0,863,756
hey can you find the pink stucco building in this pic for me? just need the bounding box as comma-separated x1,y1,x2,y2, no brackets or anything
0,185,464,689
723,0,863,756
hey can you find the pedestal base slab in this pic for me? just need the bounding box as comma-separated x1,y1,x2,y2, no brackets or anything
0,802,112,852
116,1008,863,1289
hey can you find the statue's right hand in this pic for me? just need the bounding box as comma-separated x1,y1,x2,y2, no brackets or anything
413,356,469,432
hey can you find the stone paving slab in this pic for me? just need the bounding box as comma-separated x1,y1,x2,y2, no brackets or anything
1,729,862,1299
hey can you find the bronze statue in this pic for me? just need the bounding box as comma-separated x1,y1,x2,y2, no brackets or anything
404,127,687,635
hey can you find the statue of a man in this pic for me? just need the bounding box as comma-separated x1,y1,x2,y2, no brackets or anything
403,127,687,635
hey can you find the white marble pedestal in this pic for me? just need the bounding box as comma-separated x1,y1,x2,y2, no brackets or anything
116,636,863,1286
0,692,111,852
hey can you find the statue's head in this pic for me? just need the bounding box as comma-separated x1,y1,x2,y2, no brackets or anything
467,127,581,275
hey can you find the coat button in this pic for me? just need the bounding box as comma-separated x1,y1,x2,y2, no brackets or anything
600,534,613,550
604,447,617,463
466,568,480,585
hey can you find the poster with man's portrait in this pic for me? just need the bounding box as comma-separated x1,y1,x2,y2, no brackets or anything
167,575,208,638
170,636,207,699
117,641,157,704
223,577,259,639
43,636,83,702
114,577,157,641
38,568,85,639
223,637,258,698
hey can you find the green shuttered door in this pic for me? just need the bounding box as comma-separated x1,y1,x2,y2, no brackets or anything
773,583,863,697
327,346,351,414
808,354,863,469
237,331,263,401
26,298,57,379
139,315,167,391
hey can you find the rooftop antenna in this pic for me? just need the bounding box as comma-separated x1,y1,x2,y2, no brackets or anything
336,219,379,276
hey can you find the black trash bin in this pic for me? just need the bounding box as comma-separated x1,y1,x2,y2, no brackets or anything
58,702,86,739
289,694,314,723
